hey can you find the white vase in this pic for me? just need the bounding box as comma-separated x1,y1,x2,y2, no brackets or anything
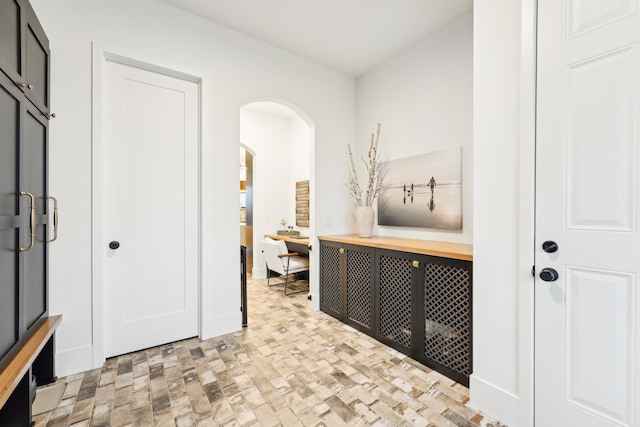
355,205,375,238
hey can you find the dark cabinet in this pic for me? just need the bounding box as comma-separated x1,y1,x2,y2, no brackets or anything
319,237,472,386
0,55,49,356
22,101,49,331
376,249,415,354
319,242,342,318
419,256,472,386
0,71,22,361
320,241,375,335
0,0,55,425
345,245,375,335
0,0,50,115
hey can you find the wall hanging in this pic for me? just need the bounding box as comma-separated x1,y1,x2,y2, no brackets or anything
378,147,462,229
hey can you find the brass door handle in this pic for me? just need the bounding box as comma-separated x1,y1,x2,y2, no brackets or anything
19,191,36,252
19,82,33,90
339,248,345,254
46,196,58,243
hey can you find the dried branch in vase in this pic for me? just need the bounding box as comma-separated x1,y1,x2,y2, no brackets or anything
347,123,388,207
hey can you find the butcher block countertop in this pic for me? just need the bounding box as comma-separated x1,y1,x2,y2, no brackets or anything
318,235,472,261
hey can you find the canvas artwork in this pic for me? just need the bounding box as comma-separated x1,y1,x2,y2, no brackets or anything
377,147,462,229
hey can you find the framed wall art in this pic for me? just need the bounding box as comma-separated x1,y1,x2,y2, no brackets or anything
378,147,462,229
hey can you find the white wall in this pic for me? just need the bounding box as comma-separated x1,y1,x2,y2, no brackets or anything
290,115,312,184
356,11,473,243
29,1,534,424
290,115,311,233
356,8,534,426
31,0,355,376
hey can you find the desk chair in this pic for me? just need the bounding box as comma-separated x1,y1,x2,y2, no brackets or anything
261,238,309,295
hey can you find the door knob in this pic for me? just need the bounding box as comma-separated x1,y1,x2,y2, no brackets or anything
109,241,120,250
540,268,559,282
542,241,559,253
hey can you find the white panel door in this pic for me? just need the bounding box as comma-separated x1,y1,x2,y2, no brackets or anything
536,0,640,426
104,60,199,358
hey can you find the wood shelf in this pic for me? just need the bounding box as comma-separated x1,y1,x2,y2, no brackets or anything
318,234,472,261
0,315,62,408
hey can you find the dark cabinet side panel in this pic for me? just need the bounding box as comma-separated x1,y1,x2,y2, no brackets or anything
0,74,21,358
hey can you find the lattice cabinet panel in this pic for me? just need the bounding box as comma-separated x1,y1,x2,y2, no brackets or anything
423,258,472,385
320,244,341,318
346,248,373,332
378,253,413,352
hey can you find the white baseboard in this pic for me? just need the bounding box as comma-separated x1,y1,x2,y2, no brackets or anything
201,311,241,341
55,344,94,378
468,374,518,426
309,291,320,310
252,267,267,279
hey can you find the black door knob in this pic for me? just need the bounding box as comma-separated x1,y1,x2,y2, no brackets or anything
542,241,559,253
540,268,559,282
109,241,120,250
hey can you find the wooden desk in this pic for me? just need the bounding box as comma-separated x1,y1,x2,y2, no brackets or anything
265,234,310,254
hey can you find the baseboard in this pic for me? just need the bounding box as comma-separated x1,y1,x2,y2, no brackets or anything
55,344,94,378
309,291,320,310
252,267,267,279
201,311,241,341
468,374,518,426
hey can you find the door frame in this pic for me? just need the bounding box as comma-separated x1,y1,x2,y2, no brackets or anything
91,44,203,367
518,1,538,426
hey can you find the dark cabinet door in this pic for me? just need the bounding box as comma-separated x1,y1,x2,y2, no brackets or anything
0,0,49,114
23,3,49,114
375,249,420,356
21,102,48,331
319,241,342,319
344,245,375,334
420,256,472,386
0,0,23,81
0,71,21,359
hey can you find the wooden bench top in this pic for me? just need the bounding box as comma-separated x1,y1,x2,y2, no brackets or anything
0,315,62,408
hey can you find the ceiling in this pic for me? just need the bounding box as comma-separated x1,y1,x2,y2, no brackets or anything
157,0,473,76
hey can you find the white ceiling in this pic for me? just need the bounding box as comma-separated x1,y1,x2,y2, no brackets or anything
157,0,473,76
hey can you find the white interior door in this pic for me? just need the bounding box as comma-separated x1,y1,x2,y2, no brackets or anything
536,1,640,426
104,60,199,358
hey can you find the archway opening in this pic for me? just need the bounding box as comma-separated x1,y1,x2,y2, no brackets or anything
239,100,315,283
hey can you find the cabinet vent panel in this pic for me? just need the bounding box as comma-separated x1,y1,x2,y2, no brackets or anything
424,262,471,376
320,245,341,313
346,250,372,328
379,255,412,350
